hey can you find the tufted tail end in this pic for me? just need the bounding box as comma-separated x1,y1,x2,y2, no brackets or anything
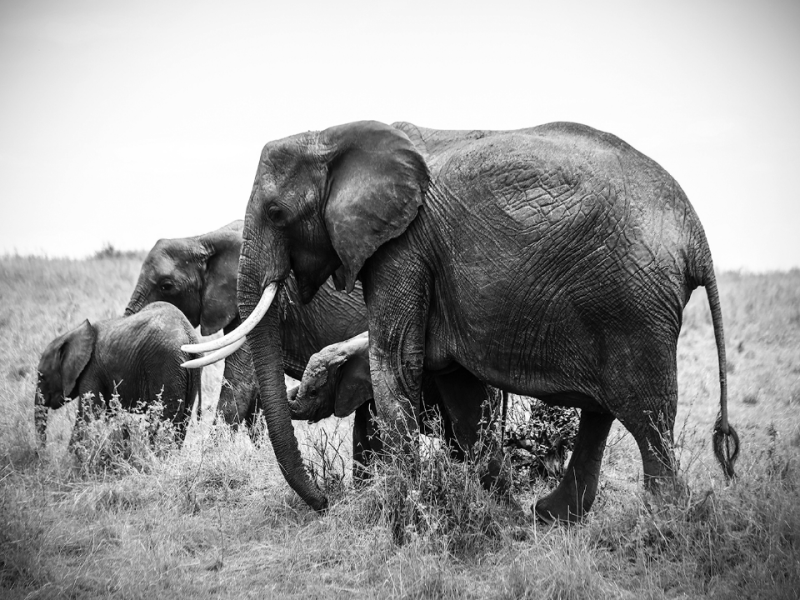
713,413,740,482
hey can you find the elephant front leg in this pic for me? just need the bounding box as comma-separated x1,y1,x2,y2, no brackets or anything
363,258,430,457
369,343,424,452
534,409,615,524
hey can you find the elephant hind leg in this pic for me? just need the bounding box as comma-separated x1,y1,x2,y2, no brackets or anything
616,402,682,499
601,331,682,497
534,409,615,524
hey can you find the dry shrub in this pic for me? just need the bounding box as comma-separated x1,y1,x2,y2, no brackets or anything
303,418,350,501
361,407,513,559
69,393,180,478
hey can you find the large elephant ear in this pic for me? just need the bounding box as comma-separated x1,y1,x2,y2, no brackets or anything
61,320,96,398
200,224,242,335
321,121,429,292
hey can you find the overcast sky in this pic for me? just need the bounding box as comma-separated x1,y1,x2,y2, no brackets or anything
1,0,798,271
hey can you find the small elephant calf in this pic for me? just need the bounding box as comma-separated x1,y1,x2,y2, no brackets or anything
288,332,379,481
35,302,202,445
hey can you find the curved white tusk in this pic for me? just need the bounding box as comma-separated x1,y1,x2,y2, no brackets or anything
182,336,246,369
181,282,278,354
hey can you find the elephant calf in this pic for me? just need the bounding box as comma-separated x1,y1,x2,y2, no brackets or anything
35,302,202,446
288,332,378,481
289,331,510,487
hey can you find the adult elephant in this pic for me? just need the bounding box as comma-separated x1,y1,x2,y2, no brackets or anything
187,120,739,522
125,220,368,430
35,302,201,445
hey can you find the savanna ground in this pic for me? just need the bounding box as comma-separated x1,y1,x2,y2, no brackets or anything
1,254,799,599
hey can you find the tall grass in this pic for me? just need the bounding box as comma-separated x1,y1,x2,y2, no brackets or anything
2,257,799,598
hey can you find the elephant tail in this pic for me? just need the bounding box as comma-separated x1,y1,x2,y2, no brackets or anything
703,268,739,481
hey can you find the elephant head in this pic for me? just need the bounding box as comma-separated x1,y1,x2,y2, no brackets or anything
35,320,96,443
125,220,242,335
288,331,372,423
186,121,429,511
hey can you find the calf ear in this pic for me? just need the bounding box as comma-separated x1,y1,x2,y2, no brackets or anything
333,354,373,418
321,121,429,293
61,320,96,398
200,226,242,335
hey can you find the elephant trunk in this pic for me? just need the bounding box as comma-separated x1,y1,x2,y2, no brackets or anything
124,285,146,317
34,402,48,447
238,256,327,512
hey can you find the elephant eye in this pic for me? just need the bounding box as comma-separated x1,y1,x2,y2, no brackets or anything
159,281,175,292
267,204,285,224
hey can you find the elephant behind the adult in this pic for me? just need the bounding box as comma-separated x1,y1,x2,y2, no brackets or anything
125,220,369,430
191,120,739,521
35,302,202,445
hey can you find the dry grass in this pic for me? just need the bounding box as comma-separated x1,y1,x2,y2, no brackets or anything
2,256,799,599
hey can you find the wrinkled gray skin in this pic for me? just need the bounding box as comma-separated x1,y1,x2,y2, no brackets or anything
35,302,201,445
125,220,368,431
237,120,739,522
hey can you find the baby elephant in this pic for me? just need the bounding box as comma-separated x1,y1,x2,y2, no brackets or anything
35,302,202,445
288,332,380,481
289,332,459,482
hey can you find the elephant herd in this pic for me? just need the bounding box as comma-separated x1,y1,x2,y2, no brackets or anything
36,119,739,524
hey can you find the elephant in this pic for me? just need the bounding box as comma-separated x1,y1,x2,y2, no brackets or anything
188,120,740,523
35,302,202,445
125,220,369,432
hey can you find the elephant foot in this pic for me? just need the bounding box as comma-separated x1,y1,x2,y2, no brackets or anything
644,473,688,508
533,485,590,525
533,410,614,524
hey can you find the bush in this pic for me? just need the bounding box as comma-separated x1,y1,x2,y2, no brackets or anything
504,396,580,487
358,406,513,558
69,392,179,477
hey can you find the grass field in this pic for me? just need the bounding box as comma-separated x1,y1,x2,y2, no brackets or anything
1,255,799,599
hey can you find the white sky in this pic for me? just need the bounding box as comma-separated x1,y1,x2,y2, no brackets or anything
1,0,798,271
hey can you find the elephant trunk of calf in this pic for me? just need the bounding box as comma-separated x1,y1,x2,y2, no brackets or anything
34,403,48,446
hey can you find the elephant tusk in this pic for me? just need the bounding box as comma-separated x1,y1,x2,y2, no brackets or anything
181,282,278,354
182,336,246,369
